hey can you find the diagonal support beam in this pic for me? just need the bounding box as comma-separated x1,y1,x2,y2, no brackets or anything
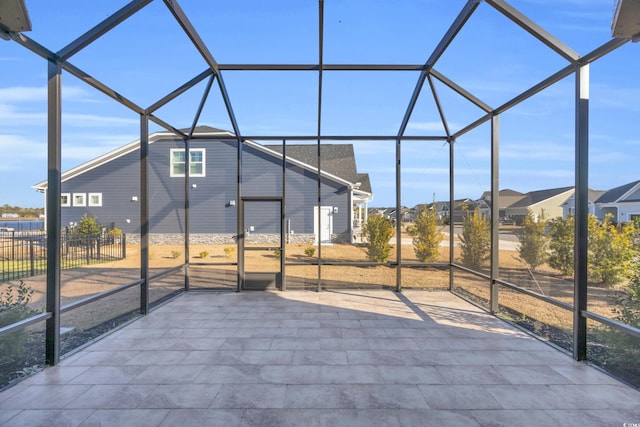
163,0,219,75
430,69,492,113
425,0,481,69
63,62,144,114
486,0,579,64
147,68,213,113
58,0,153,61
189,75,215,138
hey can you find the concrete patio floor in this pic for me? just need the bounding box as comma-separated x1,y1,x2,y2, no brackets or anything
0,289,638,426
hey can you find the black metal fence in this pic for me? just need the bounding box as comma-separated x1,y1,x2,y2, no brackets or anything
0,230,126,283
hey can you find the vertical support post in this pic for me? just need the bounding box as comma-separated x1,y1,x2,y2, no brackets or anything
281,139,287,291
316,0,324,293
490,115,500,314
449,138,455,291
574,64,589,360
237,139,243,292
45,59,62,366
396,138,402,292
317,141,322,293
140,115,150,314
184,138,190,291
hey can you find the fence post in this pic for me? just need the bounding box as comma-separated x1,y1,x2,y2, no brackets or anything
86,235,90,265
30,239,35,277
122,233,126,259
97,236,101,260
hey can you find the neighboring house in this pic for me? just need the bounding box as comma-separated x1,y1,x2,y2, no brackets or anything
505,186,574,224
560,189,605,220
479,189,526,221
595,179,640,224
33,127,373,244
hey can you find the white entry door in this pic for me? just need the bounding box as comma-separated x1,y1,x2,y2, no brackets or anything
313,206,333,244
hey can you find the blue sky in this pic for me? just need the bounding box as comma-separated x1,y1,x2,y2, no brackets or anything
1,0,638,208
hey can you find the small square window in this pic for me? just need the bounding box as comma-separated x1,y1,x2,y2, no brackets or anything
61,193,70,207
73,193,86,207
88,193,102,207
170,148,205,177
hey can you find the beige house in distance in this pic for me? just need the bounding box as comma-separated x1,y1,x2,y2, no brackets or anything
505,186,574,224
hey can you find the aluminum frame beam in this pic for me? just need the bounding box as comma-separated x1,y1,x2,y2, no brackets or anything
162,0,219,75
316,0,325,293
58,0,152,61
486,0,580,64
574,65,590,360
147,69,213,114
45,60,62,366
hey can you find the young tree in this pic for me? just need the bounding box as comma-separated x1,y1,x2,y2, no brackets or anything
548,215,574,276
458,207,490,270
363,213,395,263
516,209,549,271
588,214,635,285
72,213,101,236
406,203,443,262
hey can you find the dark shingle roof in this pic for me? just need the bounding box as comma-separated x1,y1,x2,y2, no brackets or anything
508,186,573,208
596,180,640,203
265,144,361,184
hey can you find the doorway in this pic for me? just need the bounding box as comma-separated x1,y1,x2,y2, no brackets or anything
239,197,284,290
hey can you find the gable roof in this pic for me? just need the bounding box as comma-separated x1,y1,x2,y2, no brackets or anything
508,186,574,209
480,189,526,209
33,127,371,197
596,180,640,203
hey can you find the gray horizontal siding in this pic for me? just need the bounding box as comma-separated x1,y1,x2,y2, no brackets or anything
60,138,351,238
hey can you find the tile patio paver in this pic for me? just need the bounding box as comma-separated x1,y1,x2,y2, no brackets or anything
0,289,638,426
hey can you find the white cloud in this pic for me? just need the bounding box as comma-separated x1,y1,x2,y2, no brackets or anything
0,85,92,102
0,134,46,171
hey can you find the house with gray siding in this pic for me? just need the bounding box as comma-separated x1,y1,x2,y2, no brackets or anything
595,180,640,224
33,127,372,244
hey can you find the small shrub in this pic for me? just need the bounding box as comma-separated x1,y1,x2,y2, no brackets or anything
588,214,635,285
171,250,181,259
224,247,235,258
71,213,101,236
199,250,209,259
406,203,443,263
516,209,548,271
458,207,490,270
0,281,38,373
304,246,316,257
107,227,122,238
548,215,574,276
363,213,395,263
274,249,281,259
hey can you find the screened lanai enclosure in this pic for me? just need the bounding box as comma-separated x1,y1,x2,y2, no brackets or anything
1,0,640,390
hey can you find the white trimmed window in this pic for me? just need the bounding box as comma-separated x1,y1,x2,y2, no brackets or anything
170,148,206,177
61,193,70,207
88,193,102,207
73,193,86,207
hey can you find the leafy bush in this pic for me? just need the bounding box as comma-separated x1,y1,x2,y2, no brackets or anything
0,281,38,374
516,209,549,271
406,204,443,262
363,213,395,263
304,246,316,257
199,250,209,259
458,207,490,270
71,213,101,236
548,215,574,276
588,214,635,285
170,250,181,259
